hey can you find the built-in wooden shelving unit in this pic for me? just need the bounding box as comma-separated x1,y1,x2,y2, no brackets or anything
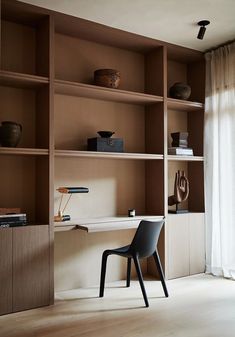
0,0,205,315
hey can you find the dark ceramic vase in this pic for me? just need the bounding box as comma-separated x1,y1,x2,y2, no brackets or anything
169,82,191,100
0,121,22,147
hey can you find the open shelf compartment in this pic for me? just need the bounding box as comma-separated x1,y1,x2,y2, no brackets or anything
0,84,50,150
1,0,51,77
0,154,50,225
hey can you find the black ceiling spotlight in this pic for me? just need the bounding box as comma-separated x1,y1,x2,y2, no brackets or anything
197,20,210,40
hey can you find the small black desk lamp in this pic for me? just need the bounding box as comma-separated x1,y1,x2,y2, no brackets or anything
54,187,89,222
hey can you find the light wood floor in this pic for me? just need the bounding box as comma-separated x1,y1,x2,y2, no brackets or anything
0,274,235,337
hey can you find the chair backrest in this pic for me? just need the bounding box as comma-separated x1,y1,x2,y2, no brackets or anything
129,220,164,258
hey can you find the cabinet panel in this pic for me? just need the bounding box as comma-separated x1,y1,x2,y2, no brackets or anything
167,213,205,279
189,213,205,274
0,228,12,315
168,214,189,279
13,226,50,312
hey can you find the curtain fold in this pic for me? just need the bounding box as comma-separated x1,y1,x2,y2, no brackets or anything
205,41,235,279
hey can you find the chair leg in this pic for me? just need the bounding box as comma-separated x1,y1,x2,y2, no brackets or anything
133,254,149,307
99,251,109,297
126,257,131,287
153,251,169,297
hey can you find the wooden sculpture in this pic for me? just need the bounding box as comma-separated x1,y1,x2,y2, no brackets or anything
168,170,189,213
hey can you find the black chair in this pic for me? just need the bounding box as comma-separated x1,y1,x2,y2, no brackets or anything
99,219,168,307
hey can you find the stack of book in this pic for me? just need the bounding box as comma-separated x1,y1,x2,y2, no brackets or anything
0,213,27,228
168,147,193,156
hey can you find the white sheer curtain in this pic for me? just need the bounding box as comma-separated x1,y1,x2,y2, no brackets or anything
205,41,235,279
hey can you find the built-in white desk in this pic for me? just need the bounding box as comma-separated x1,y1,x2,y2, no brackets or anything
54,215,164,233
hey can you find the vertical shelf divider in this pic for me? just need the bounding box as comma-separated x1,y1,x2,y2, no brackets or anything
145,46,166,277
48,13,55,305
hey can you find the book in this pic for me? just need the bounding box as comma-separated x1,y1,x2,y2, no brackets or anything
168,147,193,155
0,213,27,223
0,207,21,215
0,221,27,228
57,187,89,194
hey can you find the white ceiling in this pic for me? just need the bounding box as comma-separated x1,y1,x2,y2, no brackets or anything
21,0,235,51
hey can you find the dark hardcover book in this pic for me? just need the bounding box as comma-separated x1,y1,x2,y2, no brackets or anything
0,221,27,228
0,214,27,223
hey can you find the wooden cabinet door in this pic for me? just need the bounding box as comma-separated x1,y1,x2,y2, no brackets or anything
0,228,13,315
167,214,190,279
12,225,50,312
189,213,205,275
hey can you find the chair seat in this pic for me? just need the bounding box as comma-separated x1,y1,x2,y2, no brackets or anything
105,245,131,257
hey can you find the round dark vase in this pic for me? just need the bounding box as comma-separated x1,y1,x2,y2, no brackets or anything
169,82,191,100
0,121,22,147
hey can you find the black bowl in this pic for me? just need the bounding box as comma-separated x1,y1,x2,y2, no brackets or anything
97,131,115,138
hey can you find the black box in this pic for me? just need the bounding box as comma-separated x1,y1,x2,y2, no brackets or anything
87,137,124,152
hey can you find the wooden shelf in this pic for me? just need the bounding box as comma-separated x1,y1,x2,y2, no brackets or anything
167,155,204,162
55,150,163,160
54,79,163,105
167,97,204,111
54,215,164,232
0,147,49,156
0,70,49,89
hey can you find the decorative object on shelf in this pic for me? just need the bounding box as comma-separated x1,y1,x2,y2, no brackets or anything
197,20,210,40
169,82,191,100
97,131,115,138
0,121,22,147
171,132,188,148
128,209,135,217
54,186,89,222
94,69,120,89
168,132,193,156
168,170,189,213
88,133,124,152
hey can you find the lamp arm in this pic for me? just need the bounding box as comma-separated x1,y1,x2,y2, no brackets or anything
58,194,64,215
61,193,73,214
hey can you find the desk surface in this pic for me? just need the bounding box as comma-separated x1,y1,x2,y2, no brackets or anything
54,215,164,233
